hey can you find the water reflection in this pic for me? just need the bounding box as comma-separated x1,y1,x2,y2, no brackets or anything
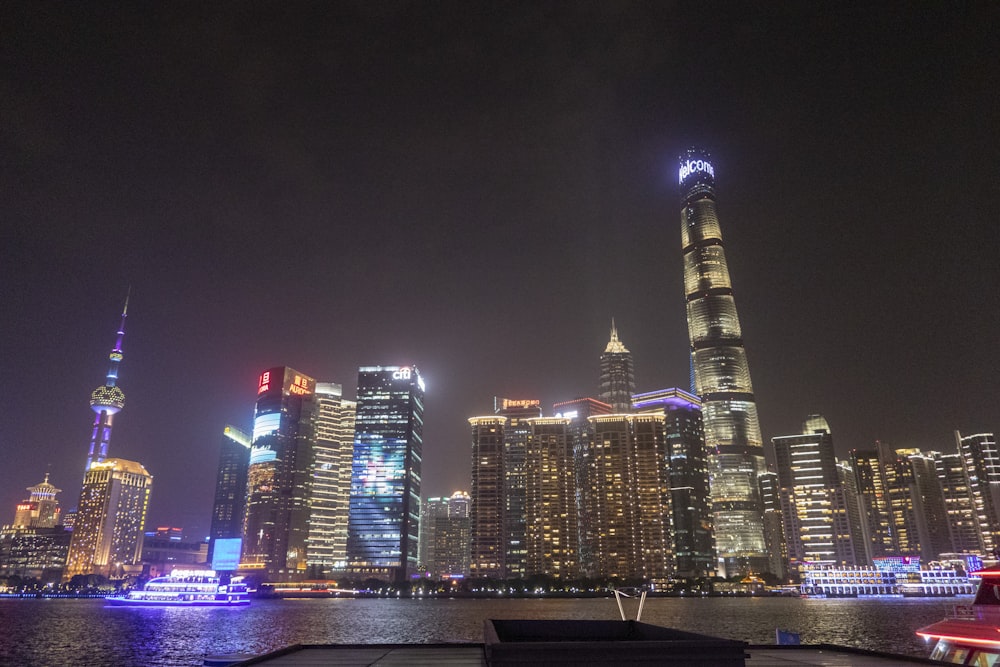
0,596,954,666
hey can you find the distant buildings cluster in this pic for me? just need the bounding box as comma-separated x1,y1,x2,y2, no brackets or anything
2,150,996,591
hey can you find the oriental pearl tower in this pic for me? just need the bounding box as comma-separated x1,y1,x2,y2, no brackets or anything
84,292,129,470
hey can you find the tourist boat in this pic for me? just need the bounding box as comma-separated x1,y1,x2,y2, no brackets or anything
107,569,249,606
801,558,979,598
916,565,1000,663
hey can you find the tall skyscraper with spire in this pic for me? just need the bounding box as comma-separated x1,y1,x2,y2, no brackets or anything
599,321,635,413
85,292,129,470
679,149,768,576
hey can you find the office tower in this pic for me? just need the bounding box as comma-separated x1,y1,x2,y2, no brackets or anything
583,413,673,587
496,398,542,579
13,474,62,529
837,461,871,565
771,416,856,575
956,432,1000,554
0,524,72,583
422,491,471,579
242,367,317,580
207,426,251,564
306,383,356,575
679,149,767,577
469,416,506,578
553,397,613,577
632,389,715,579
63,459,152,580
346,366,425,582
85,294,129,470
936,452,986,555
598,321,636,413
524,418,579,579
757,471,787,580
908,452,953,561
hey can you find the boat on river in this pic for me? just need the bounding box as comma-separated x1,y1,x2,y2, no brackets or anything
916,565,1000,663
106,569,249,607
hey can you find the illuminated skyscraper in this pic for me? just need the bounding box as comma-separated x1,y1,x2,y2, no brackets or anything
772,416,856,575
956,431,1000,554
757,471,787,580
679,149,766,576
346,366,425,582
837,460,870,565
469,416,506,578
496,398,542,578
306,383,356,575
632,388,715,579
524,417,579,579
85,294,129,470
207,425,251,564
241,367,317,580
851,448,894,560
908,451,953,561
599,321,635,413
936,452,986,555
420,491,471,579
583,413,673,587
63,458,152,580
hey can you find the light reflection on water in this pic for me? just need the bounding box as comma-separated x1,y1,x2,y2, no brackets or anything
0,596,954,666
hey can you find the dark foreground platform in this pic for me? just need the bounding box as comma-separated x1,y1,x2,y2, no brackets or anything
231,619,949,666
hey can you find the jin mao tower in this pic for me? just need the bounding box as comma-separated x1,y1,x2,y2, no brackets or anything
599,321,635,413
679,149,767,576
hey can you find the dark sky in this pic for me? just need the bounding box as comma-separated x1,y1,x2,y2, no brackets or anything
3,2,999,540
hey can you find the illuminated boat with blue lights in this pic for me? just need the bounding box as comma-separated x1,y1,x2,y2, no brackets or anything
107,569,249,607
916,566,1000,663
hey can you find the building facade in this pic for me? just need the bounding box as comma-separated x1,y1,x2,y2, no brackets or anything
679,149,767,577
632,388,715,579
598,321,636,413
63,458,152,580
241,367,317,580
469,416,506,578
524,418,579,579
936,452,986,555
306,383,356,575
207,425,250,564
496,398,542,579
346,366,425,582
956,431,1000,554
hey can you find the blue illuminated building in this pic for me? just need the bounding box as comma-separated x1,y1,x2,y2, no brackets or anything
346,366,425,582
207,425,251,565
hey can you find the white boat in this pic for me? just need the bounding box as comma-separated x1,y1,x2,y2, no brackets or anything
107,569,249,607
917,565,1000,663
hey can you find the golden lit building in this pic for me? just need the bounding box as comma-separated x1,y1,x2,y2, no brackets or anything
524,418,578,579
469,416,506,578
63,458,152,580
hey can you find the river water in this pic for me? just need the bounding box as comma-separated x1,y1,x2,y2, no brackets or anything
0,595,957,666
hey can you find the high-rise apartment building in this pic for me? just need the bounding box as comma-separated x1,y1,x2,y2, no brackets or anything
956,431,1000,554
469,416,506,578
583,413,673,587
632,388,715,579
207,425,250,564
524,418,579,579
598,321,635,413
908,451,953,561
553,397,613,577
306,383,356,575
850,448,894,560
63,458,152,580
346,366,424,582
241,367,317,580
936,452,985,555
679,149,767,577
496,398,542,579
837,460,870,565
420,491,471,579
772,416,856,575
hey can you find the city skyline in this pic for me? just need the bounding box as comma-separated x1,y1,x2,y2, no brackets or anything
3,4,998,538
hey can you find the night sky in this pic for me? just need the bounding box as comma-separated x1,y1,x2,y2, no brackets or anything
3,2,999,540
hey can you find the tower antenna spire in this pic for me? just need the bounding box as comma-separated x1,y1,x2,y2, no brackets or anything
85,290,130,469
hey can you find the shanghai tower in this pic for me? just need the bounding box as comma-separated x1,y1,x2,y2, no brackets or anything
680,149,768,577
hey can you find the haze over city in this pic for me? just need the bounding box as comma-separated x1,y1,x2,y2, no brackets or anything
3,2,998,541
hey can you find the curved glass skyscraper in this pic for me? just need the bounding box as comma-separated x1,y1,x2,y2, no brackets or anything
680,149,767,576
